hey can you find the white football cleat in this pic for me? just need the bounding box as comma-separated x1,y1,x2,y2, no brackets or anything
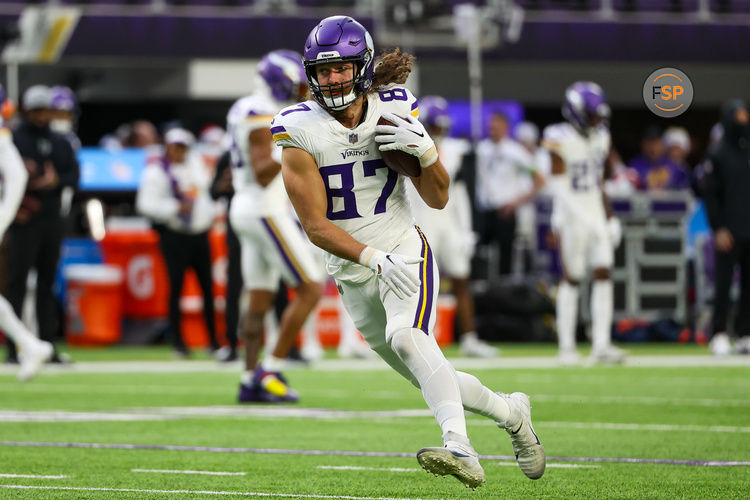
337,340,375,359
417,432,485,489
300,341,325,363
417,431,484,490
557,349,581,365
18,340,53,382
459,332,499,358
589,345,626,364
710,333,732,357
498,392,546,480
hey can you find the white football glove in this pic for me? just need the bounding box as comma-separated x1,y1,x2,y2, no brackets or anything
607,217,622,248
374,112,438,167
359,246,423,300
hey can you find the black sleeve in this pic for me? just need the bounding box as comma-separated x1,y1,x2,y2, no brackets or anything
210,150,233,200
702,151,725,231
56,138,80,190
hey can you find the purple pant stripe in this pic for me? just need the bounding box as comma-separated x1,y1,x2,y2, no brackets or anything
260,217,302,284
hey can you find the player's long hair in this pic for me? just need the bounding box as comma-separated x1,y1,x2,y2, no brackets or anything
369,48,415,91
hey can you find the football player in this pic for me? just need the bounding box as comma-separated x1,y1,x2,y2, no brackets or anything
0,85,53,380
542,81,625,364
227,50,324,403
405,96,497,358
274,16,545,488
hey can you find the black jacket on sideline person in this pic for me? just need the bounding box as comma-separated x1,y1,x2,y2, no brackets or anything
12,119,79,218
702,99,750,337
704,99,750,242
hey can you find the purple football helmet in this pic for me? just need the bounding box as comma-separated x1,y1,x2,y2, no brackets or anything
258,49,306,103
303,16,374,111
50,86,76,112
419,96,452,130
562,81,610,134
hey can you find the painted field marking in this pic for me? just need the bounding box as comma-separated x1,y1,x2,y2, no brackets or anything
0,485,429,500
493,462,600,469
317,464,600,472
2,441,748,467
132,468,247,476
0,473,67,479
317,466,419,473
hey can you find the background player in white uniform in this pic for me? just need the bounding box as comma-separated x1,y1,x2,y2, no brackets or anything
275,16,545,488
227,50,324,403
542,81,624,364
405,96,497,358
0,85,53,380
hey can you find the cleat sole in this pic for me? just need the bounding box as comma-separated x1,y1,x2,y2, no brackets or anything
416,448,485,489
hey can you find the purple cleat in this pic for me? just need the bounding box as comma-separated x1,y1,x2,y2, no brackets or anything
237,367,299,403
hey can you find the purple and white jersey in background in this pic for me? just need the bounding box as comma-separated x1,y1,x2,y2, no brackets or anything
543,122,611,224
226,94,287,216
273,85,420,283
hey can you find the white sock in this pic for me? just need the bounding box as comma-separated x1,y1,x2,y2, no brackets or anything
261,355,285,373
389,328,467,438
0,295,38,351
240,370,253,385
556,281,579,353
455,371,511,424
591,280,614,352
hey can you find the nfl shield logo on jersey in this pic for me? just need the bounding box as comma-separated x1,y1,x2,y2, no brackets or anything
349,133,358,144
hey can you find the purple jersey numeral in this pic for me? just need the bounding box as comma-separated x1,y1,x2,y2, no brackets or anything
319,160,400,221
363,159,398,214
378,89,408,102
571,161,594,191
319,162,362,220
280,103,311,116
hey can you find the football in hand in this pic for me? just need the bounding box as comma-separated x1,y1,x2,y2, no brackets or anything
376,116,422,178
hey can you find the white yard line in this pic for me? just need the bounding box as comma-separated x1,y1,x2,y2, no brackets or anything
493,463,600,469
317,466,420,473
0,354,747,375
0,473,67,479
132,468,247,476
2,407,749,434
0,485,434,500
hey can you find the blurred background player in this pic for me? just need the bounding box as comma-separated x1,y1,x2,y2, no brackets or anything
543,81,624,364
136,128,218,357
0,84,53,380
475,112,545,279
227,49,323,403
4,85,79,365
406,96,497,358
515,121,550,275
49,86,81,152
276,15,545,487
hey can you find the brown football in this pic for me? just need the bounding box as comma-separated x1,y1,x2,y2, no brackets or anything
376,116,422,177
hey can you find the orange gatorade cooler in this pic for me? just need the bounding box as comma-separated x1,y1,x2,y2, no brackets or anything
101,229,169,318
64,264,123,346
433,295,456,347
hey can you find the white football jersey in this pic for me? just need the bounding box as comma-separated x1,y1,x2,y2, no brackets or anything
273,85,420,282
542,122,610,221
226,93,287,216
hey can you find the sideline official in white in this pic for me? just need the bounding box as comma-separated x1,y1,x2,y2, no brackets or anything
136,128,218,357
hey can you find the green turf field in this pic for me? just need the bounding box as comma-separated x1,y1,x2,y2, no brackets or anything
0,343,748,499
